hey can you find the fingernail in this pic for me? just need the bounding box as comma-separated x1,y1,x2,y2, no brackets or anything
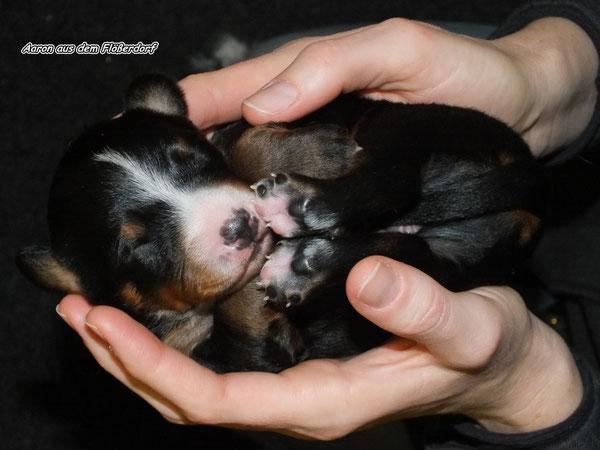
85,320,105,340
243,81,297,115
56,304,67,321
357,261,401,308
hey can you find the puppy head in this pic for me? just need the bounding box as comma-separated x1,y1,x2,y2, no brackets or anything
18,75,273,314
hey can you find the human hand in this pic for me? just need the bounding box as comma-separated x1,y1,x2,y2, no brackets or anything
55,16,592,438
57,256,582,439
180,17,597,157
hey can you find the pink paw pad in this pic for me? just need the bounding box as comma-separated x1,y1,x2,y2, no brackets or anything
251,175,301,237
260,243,294,285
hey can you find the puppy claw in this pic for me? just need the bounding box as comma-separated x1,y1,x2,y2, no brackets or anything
265,285,278,299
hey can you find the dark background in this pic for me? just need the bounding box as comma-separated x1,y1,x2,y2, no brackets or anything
1,1,538,449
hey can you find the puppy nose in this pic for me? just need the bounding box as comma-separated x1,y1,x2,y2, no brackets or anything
220,209,258,249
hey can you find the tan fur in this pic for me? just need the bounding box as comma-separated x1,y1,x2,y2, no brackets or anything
120,222,145,241
218,278,281,338
180,258,234,303
162,311,214,355
120,283,143,308
43,259,81,293
20,249,82,294
232,123,363,183
510,210,542,245
498,151,517,166
155,284,203,311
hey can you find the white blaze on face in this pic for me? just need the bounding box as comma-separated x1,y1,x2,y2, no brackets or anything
94,150,270,281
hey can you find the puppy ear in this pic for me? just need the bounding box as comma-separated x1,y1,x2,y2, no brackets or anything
125,74,187,117
16,246,81,294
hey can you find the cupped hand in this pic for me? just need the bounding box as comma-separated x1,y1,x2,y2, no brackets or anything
57,256,582,439
180,17,597,157
56,15,595,438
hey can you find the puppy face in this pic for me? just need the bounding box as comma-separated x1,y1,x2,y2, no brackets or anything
19,75,273,314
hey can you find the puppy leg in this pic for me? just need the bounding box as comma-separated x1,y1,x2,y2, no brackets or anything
191,280,307,373
253,165,421,237
227,122,365,183
259,233,453,309
259,205,543,309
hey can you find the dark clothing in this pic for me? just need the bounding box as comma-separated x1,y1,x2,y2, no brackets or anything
425,1,600,447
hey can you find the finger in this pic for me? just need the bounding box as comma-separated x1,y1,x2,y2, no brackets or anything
57,296,191,424
240,19,430,124
240,34,382,124
63,297,314,431
346,256,507,369
179,52,291,128
178,26,375,129
82,305,390,438
62,297,461,438
83,305,280,426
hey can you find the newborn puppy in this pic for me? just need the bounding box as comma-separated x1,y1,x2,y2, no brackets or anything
18,75,543,373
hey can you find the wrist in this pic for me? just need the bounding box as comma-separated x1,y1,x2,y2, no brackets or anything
469,315,583,433
491,17,598,157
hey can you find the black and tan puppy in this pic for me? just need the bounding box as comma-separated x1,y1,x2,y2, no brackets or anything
18,75,543,373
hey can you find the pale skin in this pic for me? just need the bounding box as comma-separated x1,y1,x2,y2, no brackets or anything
57,17,597,439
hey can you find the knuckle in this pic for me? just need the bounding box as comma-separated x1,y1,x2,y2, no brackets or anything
454,288,523,370
377,17,438,51
463,309,505,370
278,36,315,52
300,39,346,67
377,17,414,32
402,280,449,337
473,287,534,365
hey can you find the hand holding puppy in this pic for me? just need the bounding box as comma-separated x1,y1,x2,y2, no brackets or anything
58,257,581,438
58,16,596,437
180,17,597,157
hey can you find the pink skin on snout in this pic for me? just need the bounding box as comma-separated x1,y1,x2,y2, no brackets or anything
182,185,275,286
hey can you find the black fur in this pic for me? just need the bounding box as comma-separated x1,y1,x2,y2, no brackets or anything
17,75,543,373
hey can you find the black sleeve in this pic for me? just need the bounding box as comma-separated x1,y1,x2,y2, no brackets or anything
489,0,600,165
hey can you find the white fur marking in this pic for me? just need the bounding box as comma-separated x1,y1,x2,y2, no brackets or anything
94,150,188,207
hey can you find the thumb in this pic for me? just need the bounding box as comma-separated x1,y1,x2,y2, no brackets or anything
241,30,386,125
346,256,505,369
179,28,373,129
178,41,310,129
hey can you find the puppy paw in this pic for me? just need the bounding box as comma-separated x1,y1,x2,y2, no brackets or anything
252,174,300,237
252,174,336,237
259,238,332,309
